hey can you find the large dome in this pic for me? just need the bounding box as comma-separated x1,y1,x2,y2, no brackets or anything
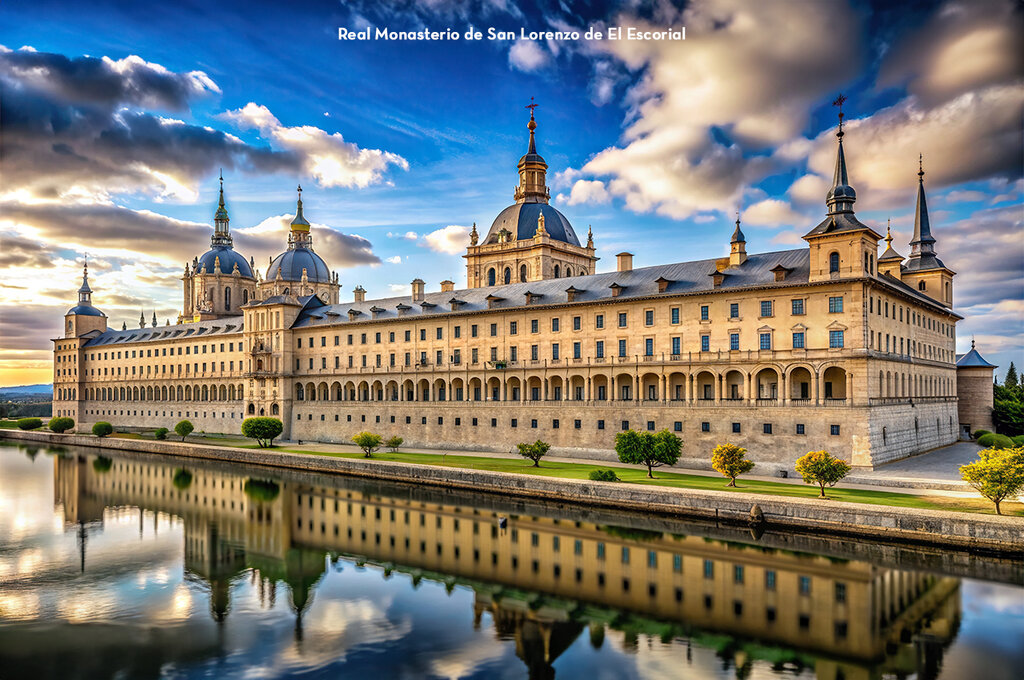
266,248,331,283
66,304,104,317
485,203,581,246
196,245,253,277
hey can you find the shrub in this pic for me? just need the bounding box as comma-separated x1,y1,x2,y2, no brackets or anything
352,431,383,457
16,417,43,430
385,436,404,452
172,468,193,490
92,456,113,473
973,429,991,440
589,469,620,482
993,399,1024,436
517,440,551,467
959,446,1024,515
1012,435,1024,447
241,417,283,448
243,478,281,502
977,433,1014,449
794,450,852,498
614,429,682,478
92,421,113,437
154,427,169,440
48,417,74,433
710,443,755,487
174,420,194,441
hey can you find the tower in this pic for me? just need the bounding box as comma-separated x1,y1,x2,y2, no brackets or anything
465,100,597,288
729,214,747,267
900,156,955,307
64,261,107,338
259,186,340,304
802,95,882,282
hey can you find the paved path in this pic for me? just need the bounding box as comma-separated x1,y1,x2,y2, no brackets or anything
851,441,981,481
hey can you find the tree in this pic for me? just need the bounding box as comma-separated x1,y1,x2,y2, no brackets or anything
1006,362,1019,389
352,431,382,457
795,450,852,498
993,399,1024,437
711,443,755,487
241,417,283,448
174,419,194,441
92,421,113,437
385,436,404,452
48,417,74,433
517,440,551,467
17,417,43,430
959,446,1024,515
154,427,169,440
615,429,682,478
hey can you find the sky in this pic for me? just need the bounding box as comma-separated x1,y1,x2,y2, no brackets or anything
0,0,1021,387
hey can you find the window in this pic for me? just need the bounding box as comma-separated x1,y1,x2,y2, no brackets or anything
763,423,773,434
759,333,771,350
674,421,682,432
730,333,739,351
645,310,654,326
700,305,709,321
829,251,840,273
671,337,681,355
618,339,627,357
701,422,710,432
670,307,680,324
792,299,804,315
799,576,811,595
490,323,497,337
796,423,805,435
618,312,627,328
760,300,773,317
729,302,739,318
595,341,604,359
765,570,776,590
701,335,710,352
551,343,560,360
595,314,604,329
703,560,714,578
573,316,581,331
835,582,847,603
509,321,518,335
830,424,841,436
573,342,581,359
470,325,478,338
644,338,653,356
828,296,844,313
829,330,845,348
792,332,805,348
734,565,744,583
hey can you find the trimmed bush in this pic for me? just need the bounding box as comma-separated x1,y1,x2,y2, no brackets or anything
517,440,551,467
17,417,43,430
241,417,283,448
711,442,755,487
92,421,113,437
48,417,74,433
352,431,383,457
154,427,169,440
973,429,991,440
1011,435,1024,447
385,436,404,452
172,468,193,490
243,478,281,502
977,433,1014,449
92,456,113,473
174,420,194,441
589,469,620,482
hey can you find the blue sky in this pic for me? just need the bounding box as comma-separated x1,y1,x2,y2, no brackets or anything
0,0,1021,385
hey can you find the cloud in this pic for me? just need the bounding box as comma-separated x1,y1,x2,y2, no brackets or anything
564,179,610,206
508,40,549,72
740,199,806,228
235,214,380,269
384,255,402,264
387,230,419,240
220,103,408,189
943,190,986,203
421,225,470,255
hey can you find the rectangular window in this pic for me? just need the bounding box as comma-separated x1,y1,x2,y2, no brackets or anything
644,338,653,356
701,335,709,352
828,296,844,313
420,329,426,341
792,299,804,315
792,332,805,349
618,339,627,357
759,333,771,350
573,342,581,359
595,341,604,358
531,345,539,361
530,319,539,333
618,312,627,328
551,343,560,360
730,333,739,351
700,305,709,321
734,565,744,583
730,302,739,318
551,318,560,332
765,570,776,590
471,325,478,338
796,423,805,435
799,576,811,595
732,422,741,433
671,337,681,355
453,327,460,339
595,314,604,329
645,310,654,326
829,330,845,348
701,421,710,432
763,423,772,434
509,321,517,335
703,560,714,579
670,307,680,324
831,424,841,436
760,300,773,317
490,323,497,336
573,316,581,331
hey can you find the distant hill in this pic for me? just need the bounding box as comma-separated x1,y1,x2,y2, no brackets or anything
0,384,53,398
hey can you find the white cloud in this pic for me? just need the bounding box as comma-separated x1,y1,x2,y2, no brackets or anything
386,231,418,241
421,225,470,255
565,179,610,206
384,255,402,264
387,283,410,295
508,40,549,72
220,103,408,189
740,199,805,228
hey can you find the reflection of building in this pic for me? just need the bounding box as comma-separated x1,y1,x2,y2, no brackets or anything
55,452,962,678
52,106,971,467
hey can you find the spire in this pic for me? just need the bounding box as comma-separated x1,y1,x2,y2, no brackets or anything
910,154,935,253
139,310,146,328
122,321,127,331
291,185,310,229
825,94,856,214
879,217,902,261
515,99,549,204
526,97,538,155
586,225,594,249
152,311,157,328
731,212,745,243
212,170,232,245
78,259,92,300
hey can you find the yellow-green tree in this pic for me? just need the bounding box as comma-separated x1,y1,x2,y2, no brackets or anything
711,443,755,487
352,431,383,457
959,446,1024,515
795,450,852,498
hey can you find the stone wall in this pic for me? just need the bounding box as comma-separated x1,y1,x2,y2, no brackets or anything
866,401,961,466
957,367,994,435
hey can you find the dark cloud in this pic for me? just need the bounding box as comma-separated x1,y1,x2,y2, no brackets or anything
0,235,46,267
0,305,63,353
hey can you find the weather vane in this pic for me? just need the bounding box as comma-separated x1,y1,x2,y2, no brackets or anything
832,93,847,133
526,96,538,116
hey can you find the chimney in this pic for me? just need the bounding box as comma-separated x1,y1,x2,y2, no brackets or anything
440,279,454,292
616,252,633,273
353,285,366,303
411,278,425,302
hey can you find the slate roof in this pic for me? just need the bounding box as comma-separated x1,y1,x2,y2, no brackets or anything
803,211,882,239
956,347,997,368
84,316,244,347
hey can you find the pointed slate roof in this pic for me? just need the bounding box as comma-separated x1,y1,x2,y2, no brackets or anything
904,157,947,272
956,340,997,368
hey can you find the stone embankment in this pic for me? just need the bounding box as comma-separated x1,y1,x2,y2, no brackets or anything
2,429,1020,553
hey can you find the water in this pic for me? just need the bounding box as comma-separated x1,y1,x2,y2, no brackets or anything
0,442,1021,680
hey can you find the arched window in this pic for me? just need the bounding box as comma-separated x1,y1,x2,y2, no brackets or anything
918,281,926,291
565,267,572,277
487,268,496,286
271,403,280,415
520,264,527,282
504,267,511,285
242,289,249,304
225,287,231,310
554,264,560,278
829,252,840,273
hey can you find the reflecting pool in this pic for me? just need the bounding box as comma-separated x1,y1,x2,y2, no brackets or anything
0,442,1021,679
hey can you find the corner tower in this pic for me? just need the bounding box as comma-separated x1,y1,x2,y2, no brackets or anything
181,174,257,321
900,157,955,307
465,101,597,287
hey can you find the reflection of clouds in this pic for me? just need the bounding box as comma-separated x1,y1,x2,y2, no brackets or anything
17,547,42,575
427,634,508,680
0,591,40,621
57,590,118,623
151,583,193,623
963,581,1024,616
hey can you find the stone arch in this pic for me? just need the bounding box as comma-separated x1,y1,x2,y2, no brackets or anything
488,268,496,286
829,250,840,273
486,376,501,401
787,365,814,400
641,372,660,401
433,378,447,401
372,379,384,401
402,379,415,401
271,403,279,415
724,369,745,400
331,381,342,400
506,376,522,401
295,383,305,401
450,377,465,401
503,267,511,285
614,372,634,401
418,378,431,401
526,375,543,401
318,382,329,401
554,264,560,278
755,367,779,399
305,382,316,402
520,264,527,282
248,403,256,414
357,380,370,401
822,365,848,400
386,380,400,401
468,377,483,401
695,370,716,400
668,372,687,401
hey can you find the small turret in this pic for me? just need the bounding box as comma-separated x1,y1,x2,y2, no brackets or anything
729,213,747,267
64,260,107,337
